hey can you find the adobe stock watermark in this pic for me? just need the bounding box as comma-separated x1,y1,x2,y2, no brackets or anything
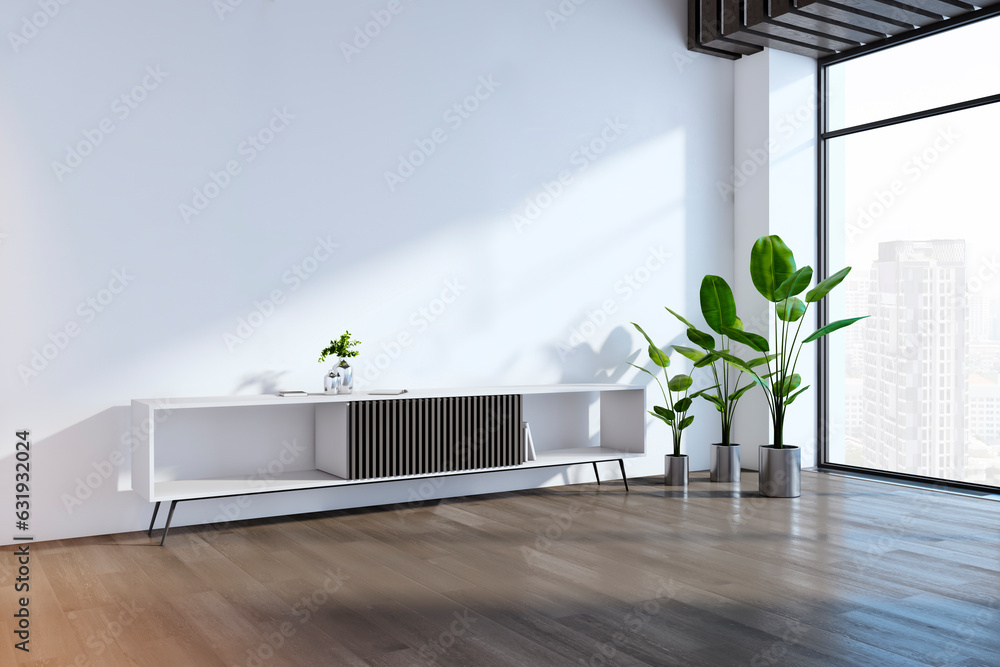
716,92,821,201
51,65,168,183
7,0,73,54
62,400,175,514
384,76,500,192
672,48,704,74
213,0,247,22
846,127,959,244
519,500,588,566
416,610,479,666
238,568,349,667
208,438,308,529
556,246,668,360
179,106,295,223
223,235,339,351
355,277,468,388
582,578,677,667
844,492,938,574
65,601,145,665
545,0,592,31
930,593,1000,665
340,0,414,62
750,619,808,667
17,269,135,386
895,252,997,363
512,116,628,234
390,417,498,524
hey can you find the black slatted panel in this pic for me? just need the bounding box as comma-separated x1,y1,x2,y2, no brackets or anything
348,395,524,479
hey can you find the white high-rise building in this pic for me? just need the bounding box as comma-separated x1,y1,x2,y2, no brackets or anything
970,294,992,342
861,240,969,480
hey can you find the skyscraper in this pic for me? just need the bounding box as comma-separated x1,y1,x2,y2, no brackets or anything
861,240,968,480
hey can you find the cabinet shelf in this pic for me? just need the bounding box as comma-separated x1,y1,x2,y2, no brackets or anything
151,448,645,502
133,384,646,543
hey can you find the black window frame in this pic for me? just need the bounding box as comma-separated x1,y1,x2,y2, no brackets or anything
816,5,1000,494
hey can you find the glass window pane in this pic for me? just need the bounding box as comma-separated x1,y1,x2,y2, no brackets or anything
827,102,1000,486
827,15,1000,132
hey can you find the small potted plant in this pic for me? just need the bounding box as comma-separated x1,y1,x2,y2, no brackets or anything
666,275,770,482
629,322,697,487
719,235,866,497
319,331,361,394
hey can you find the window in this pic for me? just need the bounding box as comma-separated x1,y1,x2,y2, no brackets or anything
821,12,1000,490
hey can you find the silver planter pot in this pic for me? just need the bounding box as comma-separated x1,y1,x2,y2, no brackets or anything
324,358,355,395
337,359,354,394
710,444,741,482
664,454,689,487
758,445,801,498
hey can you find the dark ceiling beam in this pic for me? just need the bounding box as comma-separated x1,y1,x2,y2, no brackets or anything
688,0,1000,60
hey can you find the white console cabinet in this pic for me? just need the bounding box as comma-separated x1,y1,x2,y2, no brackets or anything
132,384,644,544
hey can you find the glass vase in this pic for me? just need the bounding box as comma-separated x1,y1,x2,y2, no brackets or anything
336,358,353,394
323,366,342,394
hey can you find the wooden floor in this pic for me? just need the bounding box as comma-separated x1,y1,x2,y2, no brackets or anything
3,471,1000,666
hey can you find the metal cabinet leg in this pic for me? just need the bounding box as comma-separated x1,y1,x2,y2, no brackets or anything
159,500,179,546
592,462,601,485
147,502,161,537
618,459,629,492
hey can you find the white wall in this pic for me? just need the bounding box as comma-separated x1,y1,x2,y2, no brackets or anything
0,0,736,543
731,48,819,468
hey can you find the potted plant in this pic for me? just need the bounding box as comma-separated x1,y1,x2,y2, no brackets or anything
718,235,866,497
319,331,361,394
629,322,697,487
666,275,770,482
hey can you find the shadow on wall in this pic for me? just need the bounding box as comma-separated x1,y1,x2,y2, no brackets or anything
555,326,637,384
233,370,290,395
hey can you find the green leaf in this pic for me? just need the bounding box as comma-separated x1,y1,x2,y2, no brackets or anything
667,374,693,392
750,235,796,302
748,353,779,367
679,415,695,430
731,383,756,402
714,351,765,386
785,385,810,405
801,316,869,344
627,362,656,380
778,373,802,398
805,266,851,303
693,353,717,368
731,317,744,331
776,297,806,323
664,307,696,329
628,363,669,393
700,393,725,409
649,410,672,426
722,326,769,353
673,345,706,363
632,322,671,367
775,266,813,301
700,275,738,335
686,327,716,350
648,345,670,367
674,397,692,412
653,405,675,421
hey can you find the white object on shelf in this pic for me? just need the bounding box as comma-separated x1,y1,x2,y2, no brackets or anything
523,421,536,461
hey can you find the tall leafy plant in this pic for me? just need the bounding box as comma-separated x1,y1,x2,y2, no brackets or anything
629,323,696,458
666,276,771,447
718,235,867,448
